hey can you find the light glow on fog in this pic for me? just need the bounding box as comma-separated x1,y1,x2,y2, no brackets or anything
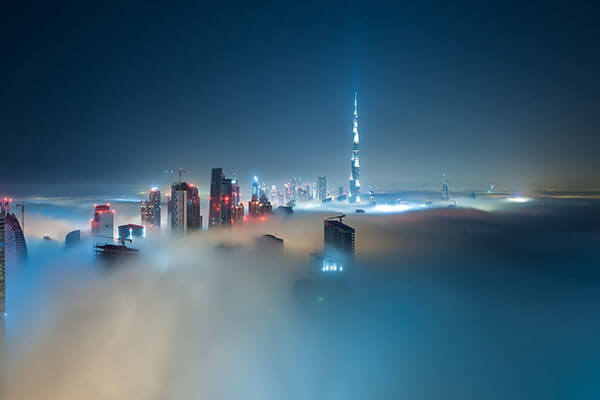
506,196,531,203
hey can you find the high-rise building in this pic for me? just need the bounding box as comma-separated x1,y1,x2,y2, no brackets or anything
141,188,161,228
210,168,237,227
118,224,145,239
232,173,240,206
0,209,5,317
209,168,224,227
441,173,449,201
349,91,361,203
170,187,187,233
249,192,272,218
91,204,114,238
324,217,355,258
317,176,327,201
232,203,244,224
170,182,201,233
221,178,233,225
251,176,259,201
369,188,376,206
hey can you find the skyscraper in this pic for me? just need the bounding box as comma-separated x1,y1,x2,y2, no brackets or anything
170,186,187,233
209,168,237,227
209,168,224,227
170,182,201,232
232,173,240,206
349,91,361,203
324,216,355,259
251,176,259,201
91,204,114,238
141,188,161,228
317,176,327,201
221,178,233,225
441,173,449,201
0,209,5,317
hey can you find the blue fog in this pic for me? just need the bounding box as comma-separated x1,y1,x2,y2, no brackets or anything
1,188,600,399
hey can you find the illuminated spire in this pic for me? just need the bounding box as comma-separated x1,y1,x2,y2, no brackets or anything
349,91,360,203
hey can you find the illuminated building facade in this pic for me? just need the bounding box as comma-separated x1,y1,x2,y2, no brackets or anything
141,188,161,228
118,224,145,239
170,188,187,233
209,168,224,227
170,182,201,233
232,204,244,224
441,173,449,200
251,176,259,201
91,204,114,238
349,91,361,203
317,176,327,201
0,210,4,317
210,168,236,227
348,92,360,203
248,192,272,218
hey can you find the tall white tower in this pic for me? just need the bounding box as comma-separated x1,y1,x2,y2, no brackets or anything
349,91,360,203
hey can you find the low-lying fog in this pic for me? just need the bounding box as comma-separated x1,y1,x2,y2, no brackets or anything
2,197,600,399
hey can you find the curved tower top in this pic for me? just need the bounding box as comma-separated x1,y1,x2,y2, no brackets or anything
349,91,360,203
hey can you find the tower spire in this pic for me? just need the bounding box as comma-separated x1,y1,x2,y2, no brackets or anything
349,91,360,203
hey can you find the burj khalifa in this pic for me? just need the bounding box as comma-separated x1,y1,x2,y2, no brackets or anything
349,91,360,203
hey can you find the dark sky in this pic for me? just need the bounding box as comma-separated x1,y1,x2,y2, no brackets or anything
1,1,599,191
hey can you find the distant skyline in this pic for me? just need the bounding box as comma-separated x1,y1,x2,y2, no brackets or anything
1,2,599,190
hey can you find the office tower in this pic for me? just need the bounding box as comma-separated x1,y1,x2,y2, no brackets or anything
251,176,259,201
221,178,233,225
324,217,355,258
141,189,160,228
171,182,201,232
0,209,4,317
232,203,244,224
317,176,327,201
186,185,202,230
65,230,81,248
249,192,272,218
232,173,240,206
349,91,361,203
148,189,161,227
209,168,224,227
441,173,449,200
118,224,145,239
270,185,277,205
170,185,187,233
91,204,114,238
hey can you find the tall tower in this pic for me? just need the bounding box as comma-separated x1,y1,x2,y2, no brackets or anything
349,91,360,203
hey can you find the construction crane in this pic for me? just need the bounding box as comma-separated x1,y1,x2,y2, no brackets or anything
325,214,346,223
163,168,186,183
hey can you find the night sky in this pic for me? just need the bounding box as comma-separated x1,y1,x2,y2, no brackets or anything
1,2,599,190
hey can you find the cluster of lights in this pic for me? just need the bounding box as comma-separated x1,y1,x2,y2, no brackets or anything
322,259,343,272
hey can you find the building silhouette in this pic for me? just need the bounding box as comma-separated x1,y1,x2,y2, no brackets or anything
324,217,355,258
1,198,28,317
65,230,81,248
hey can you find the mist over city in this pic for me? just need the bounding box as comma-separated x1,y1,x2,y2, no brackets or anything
1,2,600,400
